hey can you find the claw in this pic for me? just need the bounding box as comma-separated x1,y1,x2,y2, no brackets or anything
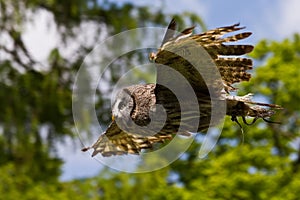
242,116,258,125
262,118,281,124
231,115,244,143
231,116,243,130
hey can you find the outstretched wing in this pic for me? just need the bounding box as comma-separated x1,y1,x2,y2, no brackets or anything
152,19,281,131
82,121,171,157
151,20,254,134
152,21,254,93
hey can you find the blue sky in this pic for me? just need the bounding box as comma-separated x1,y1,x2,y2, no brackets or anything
134,0,300,41
22,0,300,181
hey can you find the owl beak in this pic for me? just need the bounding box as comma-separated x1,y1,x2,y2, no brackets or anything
149,52,157,61
112,115,115,121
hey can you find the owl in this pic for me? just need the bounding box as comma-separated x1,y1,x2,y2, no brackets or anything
82,19,281,157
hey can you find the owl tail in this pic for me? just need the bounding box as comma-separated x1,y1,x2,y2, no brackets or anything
225,93,282,127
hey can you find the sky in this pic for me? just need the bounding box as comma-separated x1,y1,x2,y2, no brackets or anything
21,0,300,181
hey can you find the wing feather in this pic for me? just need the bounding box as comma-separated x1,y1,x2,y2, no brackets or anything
82,120,173,157
161,18,177,47
83,121,154,157
155,23,254,92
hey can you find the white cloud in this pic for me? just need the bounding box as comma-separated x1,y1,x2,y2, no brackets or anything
276,0,300,38
23,10,58,68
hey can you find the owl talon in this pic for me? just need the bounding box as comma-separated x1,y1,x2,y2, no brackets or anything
262,118,281,124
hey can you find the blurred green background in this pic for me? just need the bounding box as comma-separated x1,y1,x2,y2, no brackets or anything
0,0,300,199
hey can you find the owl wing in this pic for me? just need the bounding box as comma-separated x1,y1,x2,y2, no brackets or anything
152,19,281,130
82,120,171,157
152,21,254,93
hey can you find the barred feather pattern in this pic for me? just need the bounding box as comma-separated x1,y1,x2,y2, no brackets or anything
85,120,172,157
157,23,254,92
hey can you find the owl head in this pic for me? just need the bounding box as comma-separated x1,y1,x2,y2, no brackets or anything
112,88,134,127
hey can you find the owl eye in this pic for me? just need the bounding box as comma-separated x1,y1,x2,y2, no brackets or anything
118,101,126,110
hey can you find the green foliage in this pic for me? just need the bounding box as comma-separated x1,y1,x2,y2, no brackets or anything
247,35,300,155
0,66,66,181
0,163,99,200
249,34,300,111
0,0,171,191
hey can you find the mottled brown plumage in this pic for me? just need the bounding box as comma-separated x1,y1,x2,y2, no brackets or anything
82,19,281,157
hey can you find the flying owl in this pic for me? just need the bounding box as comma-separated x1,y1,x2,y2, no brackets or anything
82,19,281,157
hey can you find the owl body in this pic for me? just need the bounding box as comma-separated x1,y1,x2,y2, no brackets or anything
113,83,216,140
